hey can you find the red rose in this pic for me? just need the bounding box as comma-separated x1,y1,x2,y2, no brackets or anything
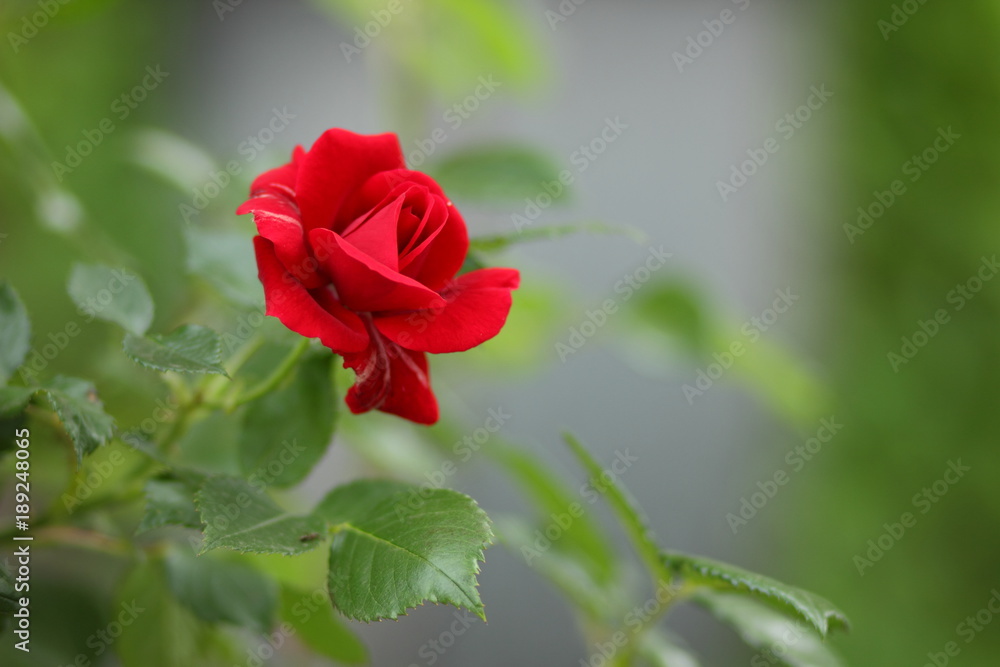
237,129,519,424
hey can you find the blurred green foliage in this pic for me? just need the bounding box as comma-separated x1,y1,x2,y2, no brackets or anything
783,2,1000,664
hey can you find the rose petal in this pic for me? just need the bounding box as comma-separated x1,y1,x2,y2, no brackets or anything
342,169,446,224
237,148,327,289
309,228,444,313
253,236,369,353
398,195,447,274
296,130,404,232
240,145,305,201
375,268,520,354
402,203,470,291
341,194,405,271
342,335,438,424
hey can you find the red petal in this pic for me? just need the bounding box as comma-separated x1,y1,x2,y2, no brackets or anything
342,335,438,424
237,148,325,289
341,194,404,271
295,130,404,233
240,145,304,200
404,203,469,290
309,228,444,313
374,268,520,354
341,169,445,225
253,237,369,353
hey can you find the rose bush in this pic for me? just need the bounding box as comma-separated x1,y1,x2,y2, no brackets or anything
238,129,519,424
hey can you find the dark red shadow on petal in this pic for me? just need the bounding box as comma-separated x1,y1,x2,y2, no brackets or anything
309,228,445,313
342,330,438,425
254,236,369,353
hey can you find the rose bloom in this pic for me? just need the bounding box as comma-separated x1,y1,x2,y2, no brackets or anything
238,129,519,425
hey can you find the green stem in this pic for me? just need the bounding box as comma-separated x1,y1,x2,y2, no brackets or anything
228,338,310,409
614,581,697,666
33,526,133,556
203,333,267,404
564,434,670,585
155,398,197,455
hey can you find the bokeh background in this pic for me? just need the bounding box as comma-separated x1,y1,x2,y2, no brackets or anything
2,0,999,664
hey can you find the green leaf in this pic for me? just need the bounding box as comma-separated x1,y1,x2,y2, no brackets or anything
0,386,33,418
0,283,30,385
67,263,154,336
563,433,664,579
629,282,713,355
430,146,565,203
184,228,262,307
728,338,830,429
239,352,336,487
314,479,413,524
164,549,278,633
661,551,849,638
137,478,203,534
638,631,702,667
196,476,324,556
324,485,493,622
487,443,616,586
470,221,644,253
494,516,624,623
123,325,229,376
116,560,203,667
40,376,116,459
692,591,844,666
624,282,830,428
280,585,367,664
175,411,241,475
